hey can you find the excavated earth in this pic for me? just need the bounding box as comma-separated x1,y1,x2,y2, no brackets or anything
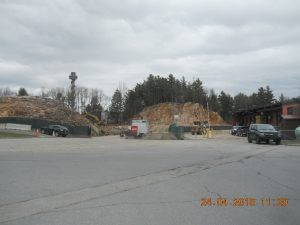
0,97,115,136
134,102,225,133
0,98,226,137
0,96,89,125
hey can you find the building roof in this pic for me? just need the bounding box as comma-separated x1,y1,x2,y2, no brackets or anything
233,102,282,115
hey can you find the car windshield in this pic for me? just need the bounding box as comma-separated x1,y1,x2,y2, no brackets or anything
257,124,275,131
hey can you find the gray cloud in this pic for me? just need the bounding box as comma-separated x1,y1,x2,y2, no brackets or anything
0,0,299,97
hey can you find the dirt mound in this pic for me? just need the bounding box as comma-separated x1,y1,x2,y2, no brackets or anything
134,102,225,132
0,96,112,136
0,96,89,125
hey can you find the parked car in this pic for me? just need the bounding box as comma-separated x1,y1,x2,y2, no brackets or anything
41,125,69,137
248,124,281,145
236,126,248,137
231,126,240,135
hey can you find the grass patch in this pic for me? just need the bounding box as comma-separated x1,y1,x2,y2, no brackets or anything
0,131,35,139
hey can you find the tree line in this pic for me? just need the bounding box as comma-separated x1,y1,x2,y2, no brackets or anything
1,74,298,123
109,74,294,123
0,86,110,119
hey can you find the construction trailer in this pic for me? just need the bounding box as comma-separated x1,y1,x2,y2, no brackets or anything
120,120,149,138
131,120,149,137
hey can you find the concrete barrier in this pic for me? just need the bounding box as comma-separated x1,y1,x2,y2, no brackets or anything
0,123,31,131
0,117,91,136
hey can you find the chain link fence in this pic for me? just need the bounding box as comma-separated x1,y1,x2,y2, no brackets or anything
280,130,298,140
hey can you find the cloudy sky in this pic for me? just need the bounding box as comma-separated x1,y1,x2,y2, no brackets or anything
0,0,299,98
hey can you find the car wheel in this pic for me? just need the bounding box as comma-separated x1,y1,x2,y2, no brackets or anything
54,131,59,137
266,139,270,144
255,136,260,144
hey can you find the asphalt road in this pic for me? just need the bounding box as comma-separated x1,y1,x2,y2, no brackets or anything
0,135,299,225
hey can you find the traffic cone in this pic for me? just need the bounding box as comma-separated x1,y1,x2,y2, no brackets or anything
35,129,40,137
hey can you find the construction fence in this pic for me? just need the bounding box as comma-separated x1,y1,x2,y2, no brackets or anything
280,130,298,140
0,117,91,137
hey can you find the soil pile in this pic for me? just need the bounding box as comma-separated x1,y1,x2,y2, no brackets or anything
134,102,225,132
0,96,110,136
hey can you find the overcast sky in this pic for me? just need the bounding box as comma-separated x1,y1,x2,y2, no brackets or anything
0,0,299,98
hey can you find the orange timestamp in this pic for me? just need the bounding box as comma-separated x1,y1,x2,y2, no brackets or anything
200,197,288,207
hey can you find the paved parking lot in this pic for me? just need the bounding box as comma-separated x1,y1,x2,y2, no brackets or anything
0,135,299,225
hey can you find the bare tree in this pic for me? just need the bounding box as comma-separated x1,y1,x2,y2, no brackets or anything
0,87,16,96
77,87,89,112
40,87,49,97
47,87,66,101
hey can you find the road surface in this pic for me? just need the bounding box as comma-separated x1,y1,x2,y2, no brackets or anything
0,135,299,225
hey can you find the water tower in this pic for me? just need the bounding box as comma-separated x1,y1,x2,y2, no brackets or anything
69,72,78,111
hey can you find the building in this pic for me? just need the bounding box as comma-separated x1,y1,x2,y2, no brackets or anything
281,101,300,139
232,100,300,139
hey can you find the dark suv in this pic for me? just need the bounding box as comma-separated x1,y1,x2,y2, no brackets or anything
41,125,69,137
248,124,281,145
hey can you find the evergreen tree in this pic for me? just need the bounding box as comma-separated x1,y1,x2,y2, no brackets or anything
122,74,209,120
208,89,220,112
233,93,250,112
109,89,123,123
257,86,275,106
18,88,28,96
86,96,103,119
218,91,233,122
250,86,275,107
190,78,207,106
